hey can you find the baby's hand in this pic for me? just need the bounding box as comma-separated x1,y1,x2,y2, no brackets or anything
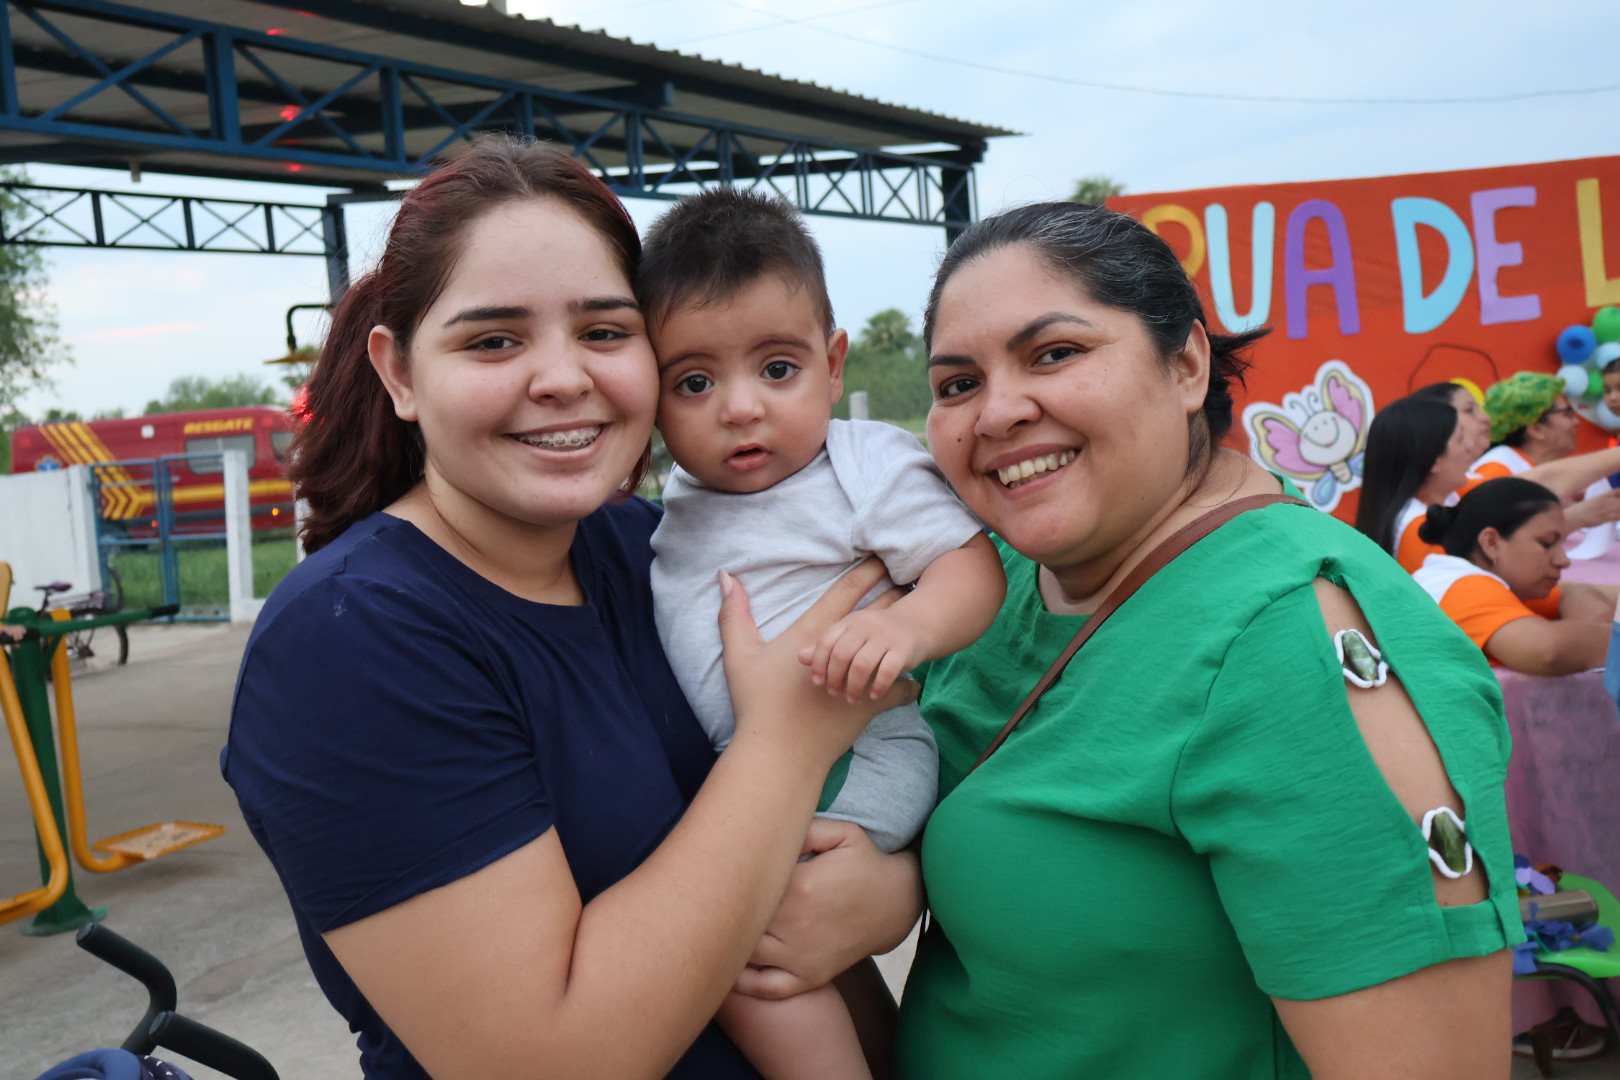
798,607,926,702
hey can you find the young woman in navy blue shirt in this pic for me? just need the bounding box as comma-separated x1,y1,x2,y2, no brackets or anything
223,136,921,1080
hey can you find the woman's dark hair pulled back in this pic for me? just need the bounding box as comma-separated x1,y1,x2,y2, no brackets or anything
1354,395,1458,555
1418,476,1560,558
922,201,1268,470
292,135,644,553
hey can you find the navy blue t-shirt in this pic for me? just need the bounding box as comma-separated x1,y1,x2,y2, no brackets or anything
223,500,761,1079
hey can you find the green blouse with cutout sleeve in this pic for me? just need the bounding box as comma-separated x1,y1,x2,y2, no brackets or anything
897,499,1520,1080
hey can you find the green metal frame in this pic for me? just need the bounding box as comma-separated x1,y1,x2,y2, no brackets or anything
4,603,173,934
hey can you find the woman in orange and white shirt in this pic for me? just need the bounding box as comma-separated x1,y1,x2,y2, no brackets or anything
1425,375,1620,510
1413,381,1491,461
1471,373,1575,483
1360,379,1620,572
1355,396,1475,572
1413,477,1616,674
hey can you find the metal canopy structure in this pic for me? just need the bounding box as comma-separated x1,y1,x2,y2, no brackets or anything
0,0,1013,273
1,178,328,252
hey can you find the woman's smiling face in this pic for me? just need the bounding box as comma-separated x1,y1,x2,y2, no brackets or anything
925,244,1209,576
372,197,657,535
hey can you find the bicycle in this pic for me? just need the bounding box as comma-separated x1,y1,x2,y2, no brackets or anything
31,921,279,1080
32,565,129,668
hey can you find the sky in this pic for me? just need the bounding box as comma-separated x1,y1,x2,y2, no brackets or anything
13,0,1620,417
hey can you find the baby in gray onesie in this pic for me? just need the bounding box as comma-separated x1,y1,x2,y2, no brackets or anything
639,188,1005,1080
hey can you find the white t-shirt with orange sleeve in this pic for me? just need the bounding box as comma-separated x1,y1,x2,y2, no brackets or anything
1465,445,1533,487
1412,553,1561,666
1393,495,1457,573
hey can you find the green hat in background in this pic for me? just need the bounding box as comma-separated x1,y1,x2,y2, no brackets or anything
1484,372,1564,444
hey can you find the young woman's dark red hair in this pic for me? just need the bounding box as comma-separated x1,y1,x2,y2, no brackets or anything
292,135,648,552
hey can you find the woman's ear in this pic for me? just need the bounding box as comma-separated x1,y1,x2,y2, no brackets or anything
1172,321,1213,415
1475,526,1504,567
368,326,417,422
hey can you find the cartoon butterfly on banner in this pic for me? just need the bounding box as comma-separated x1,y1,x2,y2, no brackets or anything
1242,360,1373,513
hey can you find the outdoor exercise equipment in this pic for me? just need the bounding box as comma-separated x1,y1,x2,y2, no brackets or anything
0,644,68,926
45,607,226,871
2,591,205,935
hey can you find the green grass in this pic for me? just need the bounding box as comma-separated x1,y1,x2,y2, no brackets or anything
109,531,299,617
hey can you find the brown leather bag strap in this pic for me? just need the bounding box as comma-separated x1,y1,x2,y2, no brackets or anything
966,492,1308,774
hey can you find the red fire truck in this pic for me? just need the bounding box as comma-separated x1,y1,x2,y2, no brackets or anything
8,406,296,533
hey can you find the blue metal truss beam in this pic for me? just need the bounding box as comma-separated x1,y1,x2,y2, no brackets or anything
239,0,978,153
0,40,668,159
0,0,979,231
0,180,327,254
5,36,672,123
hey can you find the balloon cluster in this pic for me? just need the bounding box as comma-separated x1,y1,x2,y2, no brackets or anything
1556,307,1620,430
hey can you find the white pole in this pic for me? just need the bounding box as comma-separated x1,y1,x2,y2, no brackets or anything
222,450,261,623
294,497,308,563
849,390,870,422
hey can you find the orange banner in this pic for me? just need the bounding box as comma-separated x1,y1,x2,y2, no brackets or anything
1110,154,1620,519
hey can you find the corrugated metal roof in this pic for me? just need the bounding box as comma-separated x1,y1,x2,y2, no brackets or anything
223,0,1014,143
0,0,1011,190
383,0,1017,142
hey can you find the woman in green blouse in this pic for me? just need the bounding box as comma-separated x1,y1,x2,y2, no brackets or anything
896,202,1518,1080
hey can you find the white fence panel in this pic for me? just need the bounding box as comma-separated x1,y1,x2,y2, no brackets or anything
0,466,102,611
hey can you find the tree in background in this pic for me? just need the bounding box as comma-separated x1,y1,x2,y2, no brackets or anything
0,170,70,410
1069,175,1125,206
859,308,916,354
0,168,72,472
32,406,127,422
835,308,931,425
143,373,281,414
0,405,24,472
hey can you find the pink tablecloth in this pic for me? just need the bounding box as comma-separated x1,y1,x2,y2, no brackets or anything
1562,541,1620,586
1496,666,1620,1030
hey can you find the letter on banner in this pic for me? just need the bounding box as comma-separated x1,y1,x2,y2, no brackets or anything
1206,202,1275,333
1142,204,1206,277
1471,187,1541,325
1391,197,1475,335
1577,178,1620,308
1285,200,1361,339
